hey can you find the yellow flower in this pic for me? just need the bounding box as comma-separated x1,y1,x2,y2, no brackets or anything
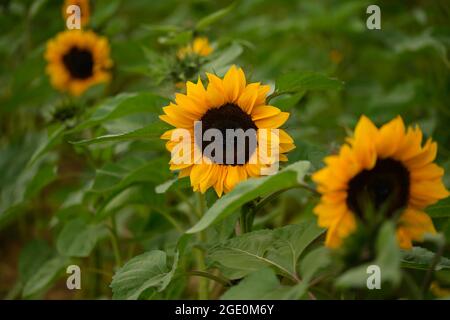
177,37,214,60
160,65,295,197
45,30,113,96
62,0,90,27
430,281,450,298
312,115,449,249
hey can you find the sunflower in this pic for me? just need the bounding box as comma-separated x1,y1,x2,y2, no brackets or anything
312,115,449,249
160,65,295,197
45,30,112,96
430,281,450,298
177,37,214,60
62,0,90,27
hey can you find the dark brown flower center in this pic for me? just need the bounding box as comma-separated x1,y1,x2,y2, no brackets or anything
346,158,410,219
199,104,257,165
62,47,94,79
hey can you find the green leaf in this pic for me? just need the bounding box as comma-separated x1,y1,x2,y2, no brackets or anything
71,92,168,132
275,71,343,94
92,157,169,194
22,256,68,298
221,268,291,300
23,164,56,199
110,250,178,300
401,247,450,271
28,0,48,18
56,218,108,258
208,220,324,280
300,246,332,282
71,122,169,146
375,221,401,285
0,134,57,228
271,91,306,110
280,246,332,300
426,197,450,218
155,178,178,194
158,31,193,45
90,0,121,28
201,43,243,73
27,125,66,166
187,160,310,234
19,240,53,285
335,222,401,289
195,2,236,31
90,157,170,220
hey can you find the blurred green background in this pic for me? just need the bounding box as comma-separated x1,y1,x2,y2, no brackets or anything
0,0,449,299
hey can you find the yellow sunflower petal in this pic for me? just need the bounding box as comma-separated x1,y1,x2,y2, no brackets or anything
352,115,378,169
376,115,405,158
237,83,260,114
255,112,289,129
251,105,281,121
255,84,271,107
398,208,436,244
206,73,226,108
222,65,246,103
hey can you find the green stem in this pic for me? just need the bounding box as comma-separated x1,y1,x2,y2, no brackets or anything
421,237,446,297
195,193,209,299
109,216,123,268
197,192,207,218
240,202,256,234
186,271,231,287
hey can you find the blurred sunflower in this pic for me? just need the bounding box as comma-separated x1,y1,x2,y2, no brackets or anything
430,281,450,298
45,30,112,96
313,116,449,249
62,0,90,26
160,65,295,197
177,37,213,60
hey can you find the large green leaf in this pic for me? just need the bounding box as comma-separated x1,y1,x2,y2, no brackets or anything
282,246,333,300
275,71,343,94
208,220,324,280
71,92,168,132
71,122,169,146
300,246,332,282
91,157,169,194
401,246,450,271
110,250,178,300
0,134,57,228
22,256,69,298
187,160,310,234
56,218,108,258
221,268,291,300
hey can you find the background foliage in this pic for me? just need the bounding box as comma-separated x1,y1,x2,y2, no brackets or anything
1,0,450,300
